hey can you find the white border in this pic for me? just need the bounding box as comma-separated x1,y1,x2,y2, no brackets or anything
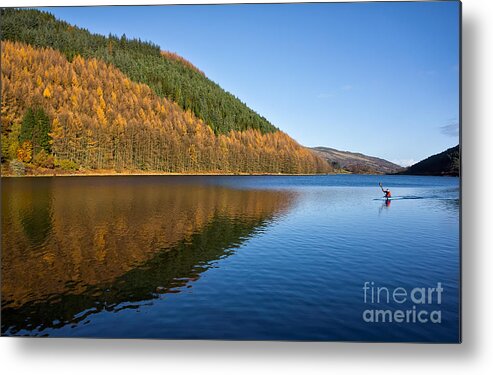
2,1,492,374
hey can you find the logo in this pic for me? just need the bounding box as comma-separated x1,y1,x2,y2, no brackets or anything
362,281,443,324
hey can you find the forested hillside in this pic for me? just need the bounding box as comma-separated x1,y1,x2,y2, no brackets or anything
399,145,460,176
1,40,329,174
0,8,276,135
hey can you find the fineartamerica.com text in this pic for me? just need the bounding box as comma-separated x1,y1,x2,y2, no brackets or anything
362,281,444,324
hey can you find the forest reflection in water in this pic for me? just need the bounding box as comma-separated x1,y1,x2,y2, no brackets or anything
1,176,295,335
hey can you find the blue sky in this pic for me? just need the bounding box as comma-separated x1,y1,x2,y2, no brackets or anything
42,2,460,166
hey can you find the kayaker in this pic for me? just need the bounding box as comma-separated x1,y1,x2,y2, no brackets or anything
379,182,392,199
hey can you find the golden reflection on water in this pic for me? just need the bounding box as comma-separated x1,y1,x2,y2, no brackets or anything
1,177,295,321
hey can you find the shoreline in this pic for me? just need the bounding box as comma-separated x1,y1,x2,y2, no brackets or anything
1,165,456,178
1,171,339,178
0,171,458,178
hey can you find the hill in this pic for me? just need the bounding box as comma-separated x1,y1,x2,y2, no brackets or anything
0,8,276,135
1,40,330,174
310,147,403,174
399,145,460,176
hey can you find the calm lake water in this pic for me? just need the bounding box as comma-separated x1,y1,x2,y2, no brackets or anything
1,175,460,342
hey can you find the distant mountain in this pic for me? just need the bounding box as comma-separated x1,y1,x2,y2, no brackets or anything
310,147,403,174
399,145,460,176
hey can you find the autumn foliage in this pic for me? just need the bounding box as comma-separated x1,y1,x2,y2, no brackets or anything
160,51,205,76
1,8,278,135
1,41,331,174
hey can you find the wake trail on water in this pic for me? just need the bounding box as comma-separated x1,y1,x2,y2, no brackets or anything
372,196,458,201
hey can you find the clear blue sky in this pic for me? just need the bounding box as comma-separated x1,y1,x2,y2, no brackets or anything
41,2,460,166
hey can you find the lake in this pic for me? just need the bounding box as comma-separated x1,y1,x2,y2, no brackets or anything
1,175,460,342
